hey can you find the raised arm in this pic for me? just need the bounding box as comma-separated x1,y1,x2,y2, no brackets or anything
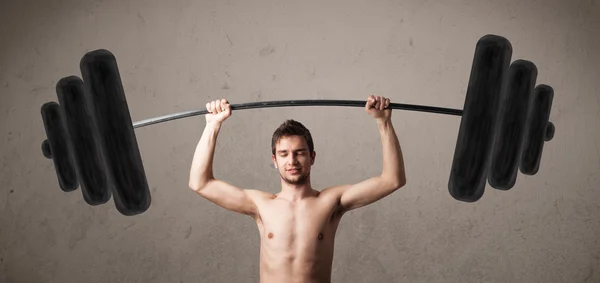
331,95,407,214
188,99,258,217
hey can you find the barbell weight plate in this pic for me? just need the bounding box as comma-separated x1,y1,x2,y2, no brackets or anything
56,76,112,206
488,60,537,190
520,84,554,175
448,34,512,202
80,49,151,216
42,139,52,159
41,102,79,192
545,122,555,141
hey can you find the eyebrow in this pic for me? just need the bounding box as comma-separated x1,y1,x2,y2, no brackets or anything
277,148,307,154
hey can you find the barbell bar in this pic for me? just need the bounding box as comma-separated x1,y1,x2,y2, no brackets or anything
40,34,555,215
132,100,463,128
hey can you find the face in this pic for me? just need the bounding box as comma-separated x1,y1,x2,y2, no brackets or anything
272,135,316,186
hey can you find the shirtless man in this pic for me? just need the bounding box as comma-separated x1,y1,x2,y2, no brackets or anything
188,95,406,283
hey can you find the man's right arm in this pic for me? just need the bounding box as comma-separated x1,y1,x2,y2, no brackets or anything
188,101,258,218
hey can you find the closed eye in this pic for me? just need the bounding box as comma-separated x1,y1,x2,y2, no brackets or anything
277,149,308,157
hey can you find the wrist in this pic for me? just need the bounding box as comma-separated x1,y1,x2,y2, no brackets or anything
206,121,222,130
376,118,392,127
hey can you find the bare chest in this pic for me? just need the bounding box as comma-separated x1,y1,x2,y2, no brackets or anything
255,197,342,254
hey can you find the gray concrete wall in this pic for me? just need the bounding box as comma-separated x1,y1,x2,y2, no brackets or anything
1,0,599,282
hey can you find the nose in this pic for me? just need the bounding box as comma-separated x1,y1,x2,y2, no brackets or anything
288,155,299,165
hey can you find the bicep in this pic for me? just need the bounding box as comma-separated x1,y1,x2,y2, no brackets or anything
335,176,400,213
193,179,257,217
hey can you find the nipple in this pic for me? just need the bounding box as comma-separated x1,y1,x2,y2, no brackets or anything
268,232,274,239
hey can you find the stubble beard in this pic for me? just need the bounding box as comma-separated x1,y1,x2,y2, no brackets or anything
281,170,310,185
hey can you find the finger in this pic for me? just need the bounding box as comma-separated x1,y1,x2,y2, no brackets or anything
206,102,211,112
217,99,223,113
365,95,375,110
385,98,390,109
210,101,216,113
221,98,229,111
377,96,383,110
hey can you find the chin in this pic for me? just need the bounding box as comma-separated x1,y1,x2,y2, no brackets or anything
282,174,309,185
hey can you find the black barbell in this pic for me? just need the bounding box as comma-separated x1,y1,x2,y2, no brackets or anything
40,34,555,216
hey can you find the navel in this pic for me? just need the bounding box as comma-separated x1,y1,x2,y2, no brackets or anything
318,233,323,240
268,232,274,239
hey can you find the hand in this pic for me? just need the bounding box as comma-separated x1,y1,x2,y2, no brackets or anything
205,98,232,125
365,94,391,121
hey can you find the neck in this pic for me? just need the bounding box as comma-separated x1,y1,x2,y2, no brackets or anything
277,179,315,201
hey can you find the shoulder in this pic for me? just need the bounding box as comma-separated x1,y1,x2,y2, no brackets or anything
242,189,276,221
320,184,352,199
244,189,276,202
318,185,353,217
321,184,351,195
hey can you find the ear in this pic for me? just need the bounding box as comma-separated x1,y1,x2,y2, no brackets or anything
310,151,316,165
272,154,278,168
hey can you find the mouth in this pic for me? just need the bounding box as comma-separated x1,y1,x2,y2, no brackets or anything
286,168,301,174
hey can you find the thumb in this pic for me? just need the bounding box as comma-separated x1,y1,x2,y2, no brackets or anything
365,95,375,110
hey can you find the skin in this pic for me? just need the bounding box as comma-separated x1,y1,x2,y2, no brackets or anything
189,95,406,283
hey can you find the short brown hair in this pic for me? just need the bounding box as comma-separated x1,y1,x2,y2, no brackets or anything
271,119,314,155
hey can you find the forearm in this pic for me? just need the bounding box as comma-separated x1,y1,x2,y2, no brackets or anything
188,122,222,190
377,119,406,186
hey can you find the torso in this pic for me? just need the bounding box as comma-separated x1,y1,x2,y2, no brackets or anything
250,189,345,283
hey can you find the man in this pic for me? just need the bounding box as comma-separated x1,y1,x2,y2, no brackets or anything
188,95,406,283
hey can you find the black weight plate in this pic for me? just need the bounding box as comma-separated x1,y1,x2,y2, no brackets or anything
41,102,79,192
449,34,512,202
57,76,112,206
42,139,52,159
80,49,151,215
488,60,537,190
520,85,554,175
545,122,555,142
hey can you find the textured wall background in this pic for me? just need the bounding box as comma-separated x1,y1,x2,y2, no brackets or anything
1,0,599,282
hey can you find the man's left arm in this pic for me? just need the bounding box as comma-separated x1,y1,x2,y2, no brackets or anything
333,95,407,214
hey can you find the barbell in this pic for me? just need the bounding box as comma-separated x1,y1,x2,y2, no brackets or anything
40,34,555,216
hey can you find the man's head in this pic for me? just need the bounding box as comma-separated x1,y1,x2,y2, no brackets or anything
271,120,316,186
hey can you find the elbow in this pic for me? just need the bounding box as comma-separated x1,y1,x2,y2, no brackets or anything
396,168,407,188
189,168,216,191
388,176,406,190
397,173,407,188
188,182,202,192
382,173,406,190
189,178,210,192
391,179,406,190
396,178,406,189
